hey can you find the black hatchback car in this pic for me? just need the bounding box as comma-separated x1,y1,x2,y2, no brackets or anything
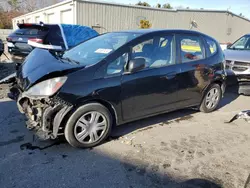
10,29,226,148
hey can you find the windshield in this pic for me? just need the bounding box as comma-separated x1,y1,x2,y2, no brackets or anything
62,32,141,66
230,35,250,50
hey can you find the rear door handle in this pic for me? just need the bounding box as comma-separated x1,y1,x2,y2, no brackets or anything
161,72,177,80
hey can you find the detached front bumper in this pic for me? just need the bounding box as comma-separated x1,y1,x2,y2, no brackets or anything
10,86,72,140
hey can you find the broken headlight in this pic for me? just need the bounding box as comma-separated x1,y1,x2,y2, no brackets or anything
25,76,67,98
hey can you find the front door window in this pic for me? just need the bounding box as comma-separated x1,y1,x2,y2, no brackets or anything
131,35,175,69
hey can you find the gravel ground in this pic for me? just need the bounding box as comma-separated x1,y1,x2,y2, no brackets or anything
0,62,15,99
0,81,250,188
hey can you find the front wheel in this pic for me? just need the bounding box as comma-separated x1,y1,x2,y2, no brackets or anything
200,84,222,113
64,103,112,148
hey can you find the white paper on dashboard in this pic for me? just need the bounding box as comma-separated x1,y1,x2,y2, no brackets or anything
95,48,113,54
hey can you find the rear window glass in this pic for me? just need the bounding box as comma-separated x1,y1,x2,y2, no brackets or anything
14,28,47,35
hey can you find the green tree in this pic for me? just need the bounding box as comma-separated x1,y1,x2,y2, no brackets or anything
136,1,151,7
162,3,172,9
8,0,21,11
156,3,161,8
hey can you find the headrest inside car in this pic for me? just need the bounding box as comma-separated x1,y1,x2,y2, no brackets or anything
142,44,154,54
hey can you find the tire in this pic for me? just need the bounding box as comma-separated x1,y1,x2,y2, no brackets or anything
64,103,112,148
199,84,222,113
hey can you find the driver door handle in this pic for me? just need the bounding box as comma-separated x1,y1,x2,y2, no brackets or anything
161,72,177,80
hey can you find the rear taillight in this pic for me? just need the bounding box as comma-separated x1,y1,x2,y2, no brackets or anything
23,24,32,27
6,37,12,42
29,38,43,43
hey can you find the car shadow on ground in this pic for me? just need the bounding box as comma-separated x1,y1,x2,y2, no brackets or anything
0,100,223,188
218,87,239,109
111,108,196,138
112,89,240,138
217,70,240,109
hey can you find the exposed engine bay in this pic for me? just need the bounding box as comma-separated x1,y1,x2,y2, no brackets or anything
10,85,72,140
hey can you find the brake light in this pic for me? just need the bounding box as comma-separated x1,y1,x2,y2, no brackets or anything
7,37,12,42
23,24,33,27
28,38,43,43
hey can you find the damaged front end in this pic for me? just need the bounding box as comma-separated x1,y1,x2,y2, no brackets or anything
14,89,72,140
7,48,84,140
10,75,73,140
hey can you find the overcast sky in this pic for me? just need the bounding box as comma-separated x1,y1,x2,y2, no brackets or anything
101,0,250,19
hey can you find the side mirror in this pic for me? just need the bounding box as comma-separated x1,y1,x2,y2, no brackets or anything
128,58,146,73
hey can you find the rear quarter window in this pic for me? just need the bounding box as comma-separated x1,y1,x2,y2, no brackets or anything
205,37,217,57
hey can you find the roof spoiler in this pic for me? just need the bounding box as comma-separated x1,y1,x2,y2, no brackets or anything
17,22,46,29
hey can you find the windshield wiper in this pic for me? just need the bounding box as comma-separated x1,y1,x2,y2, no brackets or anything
60,57,80,65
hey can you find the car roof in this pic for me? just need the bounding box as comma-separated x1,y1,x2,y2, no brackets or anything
114,29,204,35
113,29,217,42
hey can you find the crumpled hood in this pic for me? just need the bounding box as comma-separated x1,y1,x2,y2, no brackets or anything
224,49,250,62
17,48,81,91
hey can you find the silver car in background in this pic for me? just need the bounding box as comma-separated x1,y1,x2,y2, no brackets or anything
224,34,250,77
224,34,250,95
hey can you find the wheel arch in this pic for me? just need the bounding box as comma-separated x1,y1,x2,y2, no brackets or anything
201,78,225,97
73,98,119,126
200,79,225,107
211,79,226,95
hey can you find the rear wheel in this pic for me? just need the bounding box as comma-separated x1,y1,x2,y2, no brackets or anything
200,84,222,113
64,103,112,148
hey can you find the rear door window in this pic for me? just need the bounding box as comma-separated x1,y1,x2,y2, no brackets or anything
178,35,205,63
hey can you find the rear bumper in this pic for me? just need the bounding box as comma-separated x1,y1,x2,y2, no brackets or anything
8,47,31,56
10,86,72,140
